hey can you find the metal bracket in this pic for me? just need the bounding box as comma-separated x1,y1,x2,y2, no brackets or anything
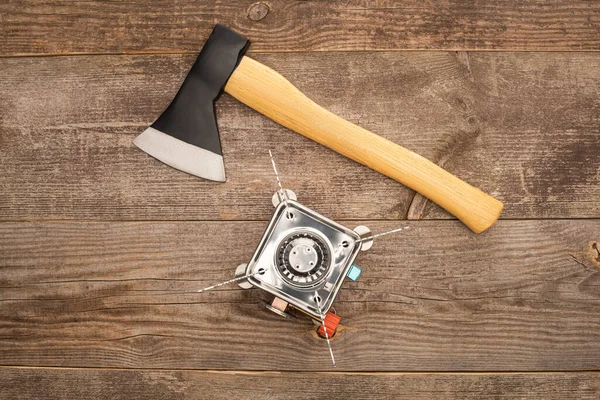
235,263,253,289
271,189,297,207
353,225,373,251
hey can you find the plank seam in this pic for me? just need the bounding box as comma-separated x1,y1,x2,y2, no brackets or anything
0,218,599,223
0,365,599,375
1,49,600,59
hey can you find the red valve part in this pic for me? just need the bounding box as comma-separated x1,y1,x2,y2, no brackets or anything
317,312,341,338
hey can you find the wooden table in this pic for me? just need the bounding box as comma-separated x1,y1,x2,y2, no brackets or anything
1,2,599,398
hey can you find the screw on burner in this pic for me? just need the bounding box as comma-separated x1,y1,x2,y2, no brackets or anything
276,231,331,287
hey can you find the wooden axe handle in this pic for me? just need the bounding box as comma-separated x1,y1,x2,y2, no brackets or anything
225,56,503,233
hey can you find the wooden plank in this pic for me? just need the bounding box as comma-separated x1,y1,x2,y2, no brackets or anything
1,52,599,221
1,0,600,55
1,220,599,371
1,368,599,400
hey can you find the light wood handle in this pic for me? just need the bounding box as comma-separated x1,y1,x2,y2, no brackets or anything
225,56,503,233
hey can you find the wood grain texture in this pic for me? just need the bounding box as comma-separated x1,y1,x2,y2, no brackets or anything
1,220,599,371
1,52,599,221
226,56,503,233
1,0,600,56
2,1,599,396
1,368,600,400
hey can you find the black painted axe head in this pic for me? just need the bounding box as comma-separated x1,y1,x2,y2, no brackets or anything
133,24,249,181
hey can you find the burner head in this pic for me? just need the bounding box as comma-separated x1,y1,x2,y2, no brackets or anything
277,231,330,287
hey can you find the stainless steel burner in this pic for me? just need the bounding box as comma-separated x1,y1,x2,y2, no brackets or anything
276,231,330,287
235,193,369,319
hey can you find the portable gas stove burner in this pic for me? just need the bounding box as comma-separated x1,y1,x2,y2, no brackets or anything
199,151,410,367
235,195,371,320
277,231,330,286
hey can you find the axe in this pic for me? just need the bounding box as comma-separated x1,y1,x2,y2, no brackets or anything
134,24,503,233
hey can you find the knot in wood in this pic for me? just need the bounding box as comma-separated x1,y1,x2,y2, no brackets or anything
592,242,600,265
247,2,270,21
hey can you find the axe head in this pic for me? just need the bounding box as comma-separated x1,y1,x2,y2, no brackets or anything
134,24,250,181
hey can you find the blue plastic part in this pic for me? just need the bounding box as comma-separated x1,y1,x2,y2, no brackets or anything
347,264,362,281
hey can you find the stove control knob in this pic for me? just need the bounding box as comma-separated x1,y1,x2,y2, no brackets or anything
317,311,341,338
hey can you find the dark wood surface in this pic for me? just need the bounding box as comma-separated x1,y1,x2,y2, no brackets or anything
1,220,599,371
1,368,599,400
1,1,599,398
2,0,600,55
1,52,599,221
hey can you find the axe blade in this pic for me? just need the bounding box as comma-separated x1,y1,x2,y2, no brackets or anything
133,127,227,182
133,24,249,182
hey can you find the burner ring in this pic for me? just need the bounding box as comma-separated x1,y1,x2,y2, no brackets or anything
276,231,331,287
